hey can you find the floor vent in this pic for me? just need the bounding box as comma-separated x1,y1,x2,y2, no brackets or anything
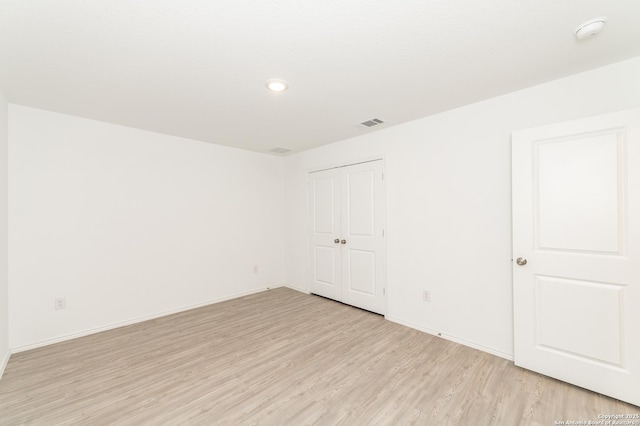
360,118,384,128
269,147,292,154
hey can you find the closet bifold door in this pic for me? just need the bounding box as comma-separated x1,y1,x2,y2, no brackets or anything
309,167,342,302
309,160,385,315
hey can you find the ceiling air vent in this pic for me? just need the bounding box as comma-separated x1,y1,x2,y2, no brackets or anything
360,118,384,128
269,147,292,155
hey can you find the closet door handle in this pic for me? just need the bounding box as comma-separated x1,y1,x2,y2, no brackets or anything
334,239,340,244
341,240,347,244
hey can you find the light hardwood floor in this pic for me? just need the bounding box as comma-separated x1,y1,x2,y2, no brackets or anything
0,287,637,425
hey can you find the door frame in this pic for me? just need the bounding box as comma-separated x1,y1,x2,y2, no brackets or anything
305,156,388,316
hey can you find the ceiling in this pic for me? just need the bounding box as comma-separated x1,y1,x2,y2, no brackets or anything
1,1,639,155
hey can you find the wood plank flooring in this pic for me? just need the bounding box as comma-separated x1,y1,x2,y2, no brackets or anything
0,287,637,425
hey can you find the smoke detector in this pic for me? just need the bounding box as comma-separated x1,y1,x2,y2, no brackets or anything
574,17,607,40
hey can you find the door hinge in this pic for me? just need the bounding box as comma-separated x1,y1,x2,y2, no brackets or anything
382,172,384,180
383,287,386,295
382,229,385,237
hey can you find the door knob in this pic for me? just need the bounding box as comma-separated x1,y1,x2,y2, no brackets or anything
334,239,340,244
516,257,527,266
341,239,347,244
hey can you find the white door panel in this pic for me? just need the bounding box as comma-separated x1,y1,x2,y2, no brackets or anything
312,175,339,234
341,161,385,314
309,160,386,314
536,133,621,253
314,246,339,286
309,169,341,301
535,276,623,366
344,168,376,237
345,249,376,295
512,108,640,406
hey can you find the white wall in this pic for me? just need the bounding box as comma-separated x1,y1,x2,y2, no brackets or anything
284,56,640,359
5,56,640,360
0,91,9,374
8,106,285,350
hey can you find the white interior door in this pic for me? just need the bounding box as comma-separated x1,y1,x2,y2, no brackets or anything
340,161,385,314
512,109,640,406
309,168,342,302
309,160,386,315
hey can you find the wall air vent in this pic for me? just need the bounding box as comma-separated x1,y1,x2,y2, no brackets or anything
269,147,292,155
360,118,384,128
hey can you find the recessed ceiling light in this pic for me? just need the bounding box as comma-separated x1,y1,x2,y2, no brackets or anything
574,17,607,40
265,79,289,92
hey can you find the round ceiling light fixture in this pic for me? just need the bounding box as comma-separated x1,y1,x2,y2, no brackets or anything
265,79,289,92
574,16,607,40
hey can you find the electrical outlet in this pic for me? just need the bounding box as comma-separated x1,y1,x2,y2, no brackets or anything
54,297,67,310
422,290,431,302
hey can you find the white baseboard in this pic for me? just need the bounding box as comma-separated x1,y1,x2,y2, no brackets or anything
0,347,10,380
12,287,272,353
283,283,309,294
386,316,514,361
278,287,512,360
10,287,514,363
